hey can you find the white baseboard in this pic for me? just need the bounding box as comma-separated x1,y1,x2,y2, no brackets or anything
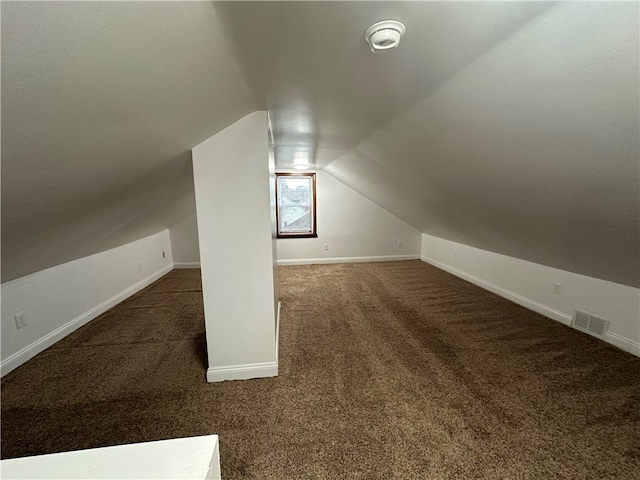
421,255,571,325
173,262,201,269
278,254,419,266
1,264,173,376
276,300,281,361
605,332,640,356
206,361,278,383
421,255,639,358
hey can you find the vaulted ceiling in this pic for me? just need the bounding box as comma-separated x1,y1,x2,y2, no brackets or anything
2,2,638,287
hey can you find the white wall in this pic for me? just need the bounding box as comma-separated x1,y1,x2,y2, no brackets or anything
421,233,640,357
0,435,221,480
277,170,421,264
170,213,201,267
1,231,174,375
192,111,278,382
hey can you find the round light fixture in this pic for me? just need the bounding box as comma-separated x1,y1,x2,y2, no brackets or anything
292,151,312,170
365,20,406,54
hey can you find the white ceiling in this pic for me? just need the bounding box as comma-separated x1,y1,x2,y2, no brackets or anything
2,1,639,287
216,1,552,169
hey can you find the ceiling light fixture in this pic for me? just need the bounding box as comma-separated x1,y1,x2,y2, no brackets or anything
292,151,311,170
365,20,406,54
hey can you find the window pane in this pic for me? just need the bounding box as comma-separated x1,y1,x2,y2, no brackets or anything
278,177,311,206
279,205,312,233
276,173,316,237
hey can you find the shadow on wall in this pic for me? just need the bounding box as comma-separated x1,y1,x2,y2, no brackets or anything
2,151,197,283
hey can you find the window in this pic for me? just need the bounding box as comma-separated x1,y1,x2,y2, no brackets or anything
276,173,317,238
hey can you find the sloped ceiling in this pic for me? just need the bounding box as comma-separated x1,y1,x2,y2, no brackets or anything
1,1,257,282
217,1,640,288
2,2,639,288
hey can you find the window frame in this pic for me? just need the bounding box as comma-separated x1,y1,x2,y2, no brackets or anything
275,172,317,239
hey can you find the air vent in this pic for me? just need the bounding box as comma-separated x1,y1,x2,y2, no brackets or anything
572,310,610,337
574,310,590,330
588,316,608,336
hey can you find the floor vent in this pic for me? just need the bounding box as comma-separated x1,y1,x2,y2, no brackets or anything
572,310,610,337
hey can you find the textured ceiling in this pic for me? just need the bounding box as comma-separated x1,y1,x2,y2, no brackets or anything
2,1,639,287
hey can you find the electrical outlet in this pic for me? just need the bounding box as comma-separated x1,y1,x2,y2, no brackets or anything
397,241,403,248
553,283,562,295
14,312,27,329
137,262,143,272
323,243,329,251
162,251,166,258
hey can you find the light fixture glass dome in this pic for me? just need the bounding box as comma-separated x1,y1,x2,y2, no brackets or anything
292,151,311,170
365,20,406,54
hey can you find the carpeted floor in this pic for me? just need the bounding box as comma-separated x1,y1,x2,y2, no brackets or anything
2,260,639,479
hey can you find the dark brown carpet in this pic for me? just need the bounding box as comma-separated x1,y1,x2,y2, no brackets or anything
2,261,639,479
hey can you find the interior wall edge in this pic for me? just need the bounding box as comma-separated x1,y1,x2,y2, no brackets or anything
421,233,640,358
1,231,174,376
276,300,281,364
193,111,278,375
